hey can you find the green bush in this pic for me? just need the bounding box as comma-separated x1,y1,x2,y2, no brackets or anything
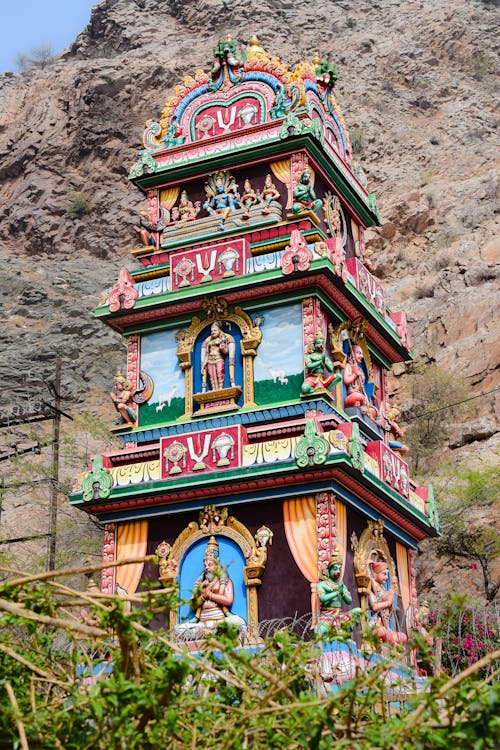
64,191,95,217
350,127,367,154
0,564,498,749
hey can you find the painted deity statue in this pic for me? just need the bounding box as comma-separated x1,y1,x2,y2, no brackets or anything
178,190,200,222
241,179,260,219
291,169,323,215
201,321,236,392
316,548,356,635
175,535,246,636
378,400,409,455
133,209,166,248
343,344,368,412
260,173,281,215
204,178,241,230
163,115,184,148
301,333,336,395
110,372,137,426
415,599,434,675
367,560,407,646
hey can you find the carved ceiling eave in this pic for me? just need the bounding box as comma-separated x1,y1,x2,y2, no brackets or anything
98,270,411,365
72,462,433,543
131,134,377,228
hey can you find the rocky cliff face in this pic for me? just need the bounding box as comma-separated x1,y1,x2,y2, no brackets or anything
0,0,498,592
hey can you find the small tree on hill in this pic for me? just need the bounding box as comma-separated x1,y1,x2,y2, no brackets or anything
435,466,500,603
15,44,56,72
404,365,470,471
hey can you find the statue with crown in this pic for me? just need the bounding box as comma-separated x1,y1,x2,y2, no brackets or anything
174,535,247,638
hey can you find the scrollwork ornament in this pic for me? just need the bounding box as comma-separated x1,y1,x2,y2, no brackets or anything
129,151,157,179
279,113,306,139
349,422,365,474
82,456,113,502
295,419,329,468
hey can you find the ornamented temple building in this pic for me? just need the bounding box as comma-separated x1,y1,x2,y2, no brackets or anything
71,36,439,649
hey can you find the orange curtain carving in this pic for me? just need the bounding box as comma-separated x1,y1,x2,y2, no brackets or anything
115,521,148,595
335,499,347,574
396,542,410,615
283,495,318,583
270,159,293,208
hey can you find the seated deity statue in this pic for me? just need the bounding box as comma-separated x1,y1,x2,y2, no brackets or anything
260,173,281,215
291,169,322,215
204,175,241,230
200,321,236,392
177,189,200,221
301,333,337,395
133,209,165,248
241,179,260,218
367,560,407,646
110,372,137,426
377,399,409,455
174,536,246,639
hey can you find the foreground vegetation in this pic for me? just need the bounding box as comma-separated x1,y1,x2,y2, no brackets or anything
0,560,498,749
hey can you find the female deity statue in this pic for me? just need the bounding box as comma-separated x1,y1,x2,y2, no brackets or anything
240,179,259,219
343,344,368,412
201,321,236,392
178,190,200,221
367,559,407,646
110,372,137,426
260,173,281,215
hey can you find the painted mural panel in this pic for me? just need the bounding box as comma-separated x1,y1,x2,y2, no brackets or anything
139,330,185,425
253,304,303,405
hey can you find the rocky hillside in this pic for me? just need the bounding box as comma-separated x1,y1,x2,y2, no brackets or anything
0,0,498,593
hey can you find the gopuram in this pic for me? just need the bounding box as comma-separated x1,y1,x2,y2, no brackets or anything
71,37,440,663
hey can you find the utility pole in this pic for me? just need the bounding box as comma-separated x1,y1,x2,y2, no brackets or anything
48,357,61,571
0,358,72,566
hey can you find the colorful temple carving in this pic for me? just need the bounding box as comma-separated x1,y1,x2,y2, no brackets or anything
71,36,439,655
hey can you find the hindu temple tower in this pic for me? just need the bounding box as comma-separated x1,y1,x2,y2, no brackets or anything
71,36,439,643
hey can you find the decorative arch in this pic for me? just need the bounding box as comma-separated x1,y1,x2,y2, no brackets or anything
186,89,270,142
176,295,262,417
351,519,400,624
156,505,269,633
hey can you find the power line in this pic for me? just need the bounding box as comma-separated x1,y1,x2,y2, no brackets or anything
405,386,500,423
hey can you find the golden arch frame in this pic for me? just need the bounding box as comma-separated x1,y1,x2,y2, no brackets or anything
175,295,263,417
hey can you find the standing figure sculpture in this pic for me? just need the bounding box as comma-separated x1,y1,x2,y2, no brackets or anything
204,175,240,230
260,173,281,215
110,372,137,426
175,536,246,636
291,169,323,215
343,344,368,412
301,333,337,395
316,548,356,635
367,560,407,646
201,321,236,392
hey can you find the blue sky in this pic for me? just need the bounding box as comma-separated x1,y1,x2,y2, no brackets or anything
0,0,97,73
